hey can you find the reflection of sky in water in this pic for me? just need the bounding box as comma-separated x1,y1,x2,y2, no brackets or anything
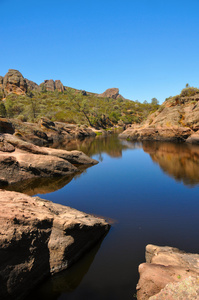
29,138,199,300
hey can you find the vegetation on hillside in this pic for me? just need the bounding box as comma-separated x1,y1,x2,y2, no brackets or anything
0,89,159,128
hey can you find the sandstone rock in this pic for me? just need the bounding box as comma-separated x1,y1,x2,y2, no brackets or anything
137,244,199,300
0,118,15,134
0,190,110,300
98,88,124,100
3,69,27,95
186,131,199,144
149,276,199,300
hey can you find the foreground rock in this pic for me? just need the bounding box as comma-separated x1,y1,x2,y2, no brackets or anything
0,190,110,300
0,134,98,185
137,244,199,300
120,90,199,143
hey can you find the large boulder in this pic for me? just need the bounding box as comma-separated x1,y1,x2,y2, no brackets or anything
137,244,199,300
3,69,27,95
98,88,124,100
0,190,110,300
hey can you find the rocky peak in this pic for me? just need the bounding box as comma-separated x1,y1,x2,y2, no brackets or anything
98,88,124,100
40,79,65,92
3,69,27,95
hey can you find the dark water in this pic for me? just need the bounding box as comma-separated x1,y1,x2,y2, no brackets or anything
23,135,199,300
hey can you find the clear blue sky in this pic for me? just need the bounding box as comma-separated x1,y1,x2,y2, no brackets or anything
1,0,199,103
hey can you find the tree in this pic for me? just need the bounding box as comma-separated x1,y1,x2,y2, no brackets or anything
185,83,190,88
151,98,159,105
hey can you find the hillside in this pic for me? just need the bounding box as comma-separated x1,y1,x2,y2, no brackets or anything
0,69,159,128
119,86,199,143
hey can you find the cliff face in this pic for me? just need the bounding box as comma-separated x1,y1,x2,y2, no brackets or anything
98,88,124,100
119,88,199,143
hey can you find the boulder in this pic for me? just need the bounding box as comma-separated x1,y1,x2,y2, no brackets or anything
137,244,199,300
3,69,27,95
98,88,124,100
0,190,110,300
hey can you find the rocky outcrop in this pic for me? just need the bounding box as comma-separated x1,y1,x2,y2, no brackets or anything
4,118,96,146
120,91,199,142
0,190,110,300
3,69,27,95
40,79,65,92
98,88,124,100
0,134,98,185
25,78,40,91
55,80,65,92
137,244,199,300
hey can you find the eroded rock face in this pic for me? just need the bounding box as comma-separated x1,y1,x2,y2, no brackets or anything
55,80,65,92
3,69,27,95
0,118,15,134
98,88,124,100
137,244,199,300
0,190,110,300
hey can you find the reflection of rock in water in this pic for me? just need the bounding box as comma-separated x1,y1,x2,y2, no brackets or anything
26,237,106,300
3,167,88,196
143,141,199,186
51,134,141,159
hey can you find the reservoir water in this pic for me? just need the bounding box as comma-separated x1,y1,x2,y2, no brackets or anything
22,134,199,300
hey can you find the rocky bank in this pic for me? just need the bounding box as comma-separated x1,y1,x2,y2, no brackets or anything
137,244,199,299
119,89,199,143
0,190,110,300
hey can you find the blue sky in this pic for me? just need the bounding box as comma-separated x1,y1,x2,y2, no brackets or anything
1,0,199,103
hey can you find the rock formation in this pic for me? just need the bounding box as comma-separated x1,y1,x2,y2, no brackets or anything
0,190,110,300
3,69,27,95
25,78,40,91
0,133,98,185
119,90,199,143
40,79,65,92
136,244,199,300
98,88,124,100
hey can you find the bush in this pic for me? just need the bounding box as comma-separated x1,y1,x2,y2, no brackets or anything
180,87,199,97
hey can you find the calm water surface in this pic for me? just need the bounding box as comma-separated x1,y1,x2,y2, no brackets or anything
24,135,199,300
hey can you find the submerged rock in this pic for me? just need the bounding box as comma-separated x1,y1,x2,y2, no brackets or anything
0,190,110,300
137,244,199,300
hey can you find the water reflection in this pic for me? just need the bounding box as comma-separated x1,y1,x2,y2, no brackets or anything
4,167,88,196
51,135,141,160
142,141,199,187
26,236,106,300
